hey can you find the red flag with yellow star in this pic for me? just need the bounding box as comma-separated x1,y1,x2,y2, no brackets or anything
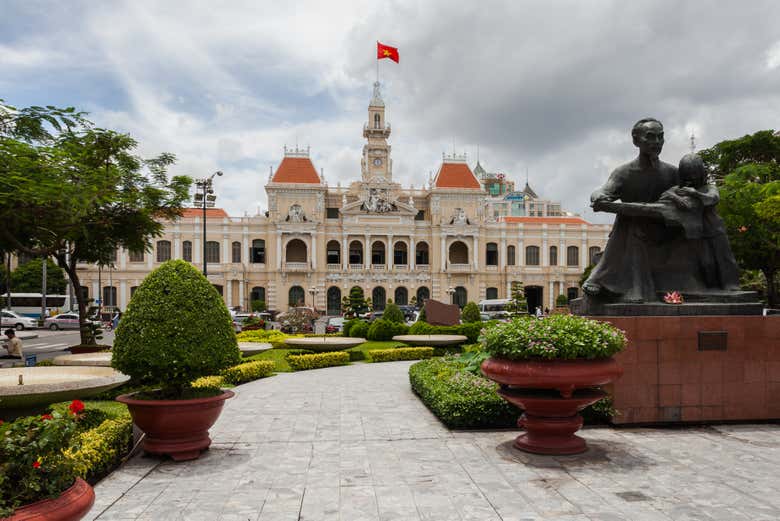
377,42,399,63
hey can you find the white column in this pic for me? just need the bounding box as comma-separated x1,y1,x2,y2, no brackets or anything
549,280,555,309
238,280,244,311
119,250,127,270
342,235,348,270
559,238,566,266
364,235,370,269
542,237,548,266
226,280,233,308
310,233,317,270
472,236,479,270
440,234,446,271
119,281,127,309
276,233,282,269
409,238,415,270
92,281,99,302
518,239,525,266
581,236,588,268
243,235,249,265
223,238,229,265
174,238,181,260
194,238,202,264
499,238,506,269
387,235,393,269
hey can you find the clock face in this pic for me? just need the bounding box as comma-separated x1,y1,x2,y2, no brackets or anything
373,158,382,166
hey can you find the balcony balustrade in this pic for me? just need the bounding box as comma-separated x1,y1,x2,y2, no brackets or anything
349,263,364,271
448,263,471,272
394,264,408,271
284,262,309,271
327,263,341,271
372,264,386,271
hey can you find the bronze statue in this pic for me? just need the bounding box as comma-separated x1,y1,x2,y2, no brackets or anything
583,119,740,304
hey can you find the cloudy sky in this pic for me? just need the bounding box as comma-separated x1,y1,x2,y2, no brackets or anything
3,0,780,223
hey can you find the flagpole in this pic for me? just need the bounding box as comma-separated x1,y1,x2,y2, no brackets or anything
376,41,379,83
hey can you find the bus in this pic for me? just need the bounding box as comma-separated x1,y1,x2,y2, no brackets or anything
0,293,75,318
478,298,512,319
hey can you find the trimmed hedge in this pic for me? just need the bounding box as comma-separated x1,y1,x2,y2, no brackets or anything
368,347,434,362
349,320,369,339
366,319,409,341
65,416,133,480
409,357,518,429
191,375,226,389
407,320,483,343
287,351,350,371
221,360,275,385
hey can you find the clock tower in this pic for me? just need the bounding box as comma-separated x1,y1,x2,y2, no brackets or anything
361,81,392,181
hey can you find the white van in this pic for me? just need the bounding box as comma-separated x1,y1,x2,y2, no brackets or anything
478,299,512,319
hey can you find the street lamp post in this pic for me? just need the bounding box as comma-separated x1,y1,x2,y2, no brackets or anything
309,286,319,313
447,286,455,305
194,171,223,277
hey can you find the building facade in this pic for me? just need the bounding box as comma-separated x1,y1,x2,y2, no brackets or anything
75,82,610,314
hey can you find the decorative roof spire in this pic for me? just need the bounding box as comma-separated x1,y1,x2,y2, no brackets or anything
370,81,384,107
689,130,696,153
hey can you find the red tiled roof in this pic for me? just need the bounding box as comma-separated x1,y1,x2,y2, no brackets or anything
500,216,589,225
271,157,321,184
180,208,229,218
434,163,481,189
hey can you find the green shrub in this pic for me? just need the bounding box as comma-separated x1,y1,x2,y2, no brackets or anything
220,360,275,384
191,375,225,389
349,320,369,339
64,415,132,481
112,260,241,397
287,351,350,371
347,349,365,361
367,318,408,341
409,357,518,429
236,329,295,344
432,345,463,357
556,294,570,306
342,318,359,337
482,314,627,360
417,306,426,322
457,322,482,343
382,303,405,323
49,400,128,432
35,359,55,366
461,301,482,323
408,320,475,341
368,347,434,362
408,320,434,335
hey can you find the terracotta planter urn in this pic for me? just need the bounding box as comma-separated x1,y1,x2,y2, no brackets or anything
117,390,234,461
9,477,94,521
481,357,623,455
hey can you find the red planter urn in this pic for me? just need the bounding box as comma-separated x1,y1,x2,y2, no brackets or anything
481,357,623,455
116,390,234,461
8,478,94,521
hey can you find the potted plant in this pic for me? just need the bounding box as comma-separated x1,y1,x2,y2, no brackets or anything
554,294,570,314
480,314,626,455
0,400,95,520
112,260,241,461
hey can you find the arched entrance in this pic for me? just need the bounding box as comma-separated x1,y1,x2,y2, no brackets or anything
453,286,467,308
394,287,408,306
288,286,305,307
326,286,341,316
285,239,307,263
525,285,543,314
416,286,429,307
372,287,386,310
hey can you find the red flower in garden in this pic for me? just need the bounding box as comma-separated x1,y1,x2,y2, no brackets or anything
40,414,53,421
68,400,85,415
32,461,41,469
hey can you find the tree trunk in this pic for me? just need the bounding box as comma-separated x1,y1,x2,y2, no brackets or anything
55,253,95,345
762,268,778,309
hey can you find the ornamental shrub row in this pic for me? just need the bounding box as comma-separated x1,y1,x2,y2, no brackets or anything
366,319,409,341
349,320,369,338
409,357,518,429
221,360,275,384
65,415,133,481
408,321,483,343
368,347,434,363
287,351,350,371
236,329,294,344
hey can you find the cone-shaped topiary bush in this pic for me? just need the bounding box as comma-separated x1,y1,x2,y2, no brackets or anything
382,302,405,324
112,260,241,397
461,301,482,323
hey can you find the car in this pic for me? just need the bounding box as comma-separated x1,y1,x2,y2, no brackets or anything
0,310,38,330
325,317,345,333
366,311,384,322
398,305,417,321
44,313,99,331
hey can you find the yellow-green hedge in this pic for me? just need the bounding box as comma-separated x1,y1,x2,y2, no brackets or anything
221,360,275,384
191,375,225,388
287,351,350,371
368,347,434,363
64,415,133,480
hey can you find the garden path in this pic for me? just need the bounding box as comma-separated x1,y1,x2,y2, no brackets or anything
87,361,780,520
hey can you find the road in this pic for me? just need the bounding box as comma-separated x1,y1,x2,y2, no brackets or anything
2,329,116,366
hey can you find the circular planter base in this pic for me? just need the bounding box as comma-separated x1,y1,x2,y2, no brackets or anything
9,477,94,521
117,390,234,461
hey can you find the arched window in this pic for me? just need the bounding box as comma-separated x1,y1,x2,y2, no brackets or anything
156,240,171,262
371,241,386,265
288,286,305,307
394,287,408,306
250,287,265,305
567,246,579,266
486,287,498,300
453,286,468,308
285,239,307,263
374,113,380,129
507,245,516,266
416,286,430,306
130,286,138,297
327,286,341,315
183,241,192,262
349,240,364,265
415,242,429,265
549,245,558,266
326,240,341,265
448,241,469,264
486,242,498,266
393,241,408,265
232,241,241,263
567,287,579,301
372,287,386,310
525,245,540,266
589,246,601,265
102,286,117,307
251,239,265,263
205,241,220,263
128,250,144,263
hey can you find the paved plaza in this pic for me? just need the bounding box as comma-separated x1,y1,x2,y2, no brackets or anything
87,362,780,521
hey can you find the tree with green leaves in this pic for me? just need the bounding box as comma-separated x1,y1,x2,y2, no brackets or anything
0,100,191,344
506,281,528,316
699,130,780,306
461,301,482,323
10,258,67,294
382,302,404,323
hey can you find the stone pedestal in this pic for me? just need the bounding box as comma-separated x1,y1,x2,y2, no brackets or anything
596,315,780,424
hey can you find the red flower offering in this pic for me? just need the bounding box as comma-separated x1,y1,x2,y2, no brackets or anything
32,461,41,469
68,400,85,415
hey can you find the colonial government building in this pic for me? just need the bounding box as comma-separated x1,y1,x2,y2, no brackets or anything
76,83,609,314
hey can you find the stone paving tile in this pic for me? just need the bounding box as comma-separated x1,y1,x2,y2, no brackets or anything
88,361,780,521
